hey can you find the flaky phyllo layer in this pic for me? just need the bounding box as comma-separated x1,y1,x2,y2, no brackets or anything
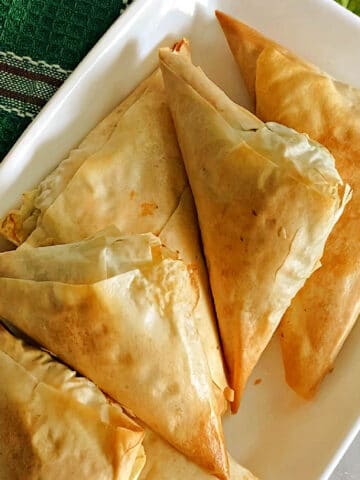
0,60,228,418
0,227,228,479
0,324,145,480
159,40,351,411
0,69,184,247
216,10,360,399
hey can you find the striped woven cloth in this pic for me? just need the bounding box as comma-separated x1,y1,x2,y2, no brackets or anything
0,0,132,160
0,51,70,119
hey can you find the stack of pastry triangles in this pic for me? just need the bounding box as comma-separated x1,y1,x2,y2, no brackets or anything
215,10,360,399
0,15,356,478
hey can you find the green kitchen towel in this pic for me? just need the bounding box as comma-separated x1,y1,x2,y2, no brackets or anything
0,0,133,160
335,0,360,15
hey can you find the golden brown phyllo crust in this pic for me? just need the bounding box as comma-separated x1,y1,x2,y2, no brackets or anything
216,10,360,399
0,228,229,479
159,39,350,411
0,63,228,418
0,323,145,480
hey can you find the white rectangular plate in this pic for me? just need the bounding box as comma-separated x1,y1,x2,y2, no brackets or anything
0,0,359,479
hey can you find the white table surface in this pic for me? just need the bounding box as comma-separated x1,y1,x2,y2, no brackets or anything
332,434,360,479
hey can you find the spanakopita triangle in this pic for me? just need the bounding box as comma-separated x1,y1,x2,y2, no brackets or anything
0,324,145,480
159,40,350,411
216,11,360,399
0,228,228,479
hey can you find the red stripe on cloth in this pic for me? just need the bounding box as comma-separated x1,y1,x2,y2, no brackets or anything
0,87,46,107
0,62,63,87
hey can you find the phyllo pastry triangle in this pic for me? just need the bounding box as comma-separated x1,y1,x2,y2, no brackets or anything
0,323,145,480
216,10,360,399
0,227,228,479
159,40,350,411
